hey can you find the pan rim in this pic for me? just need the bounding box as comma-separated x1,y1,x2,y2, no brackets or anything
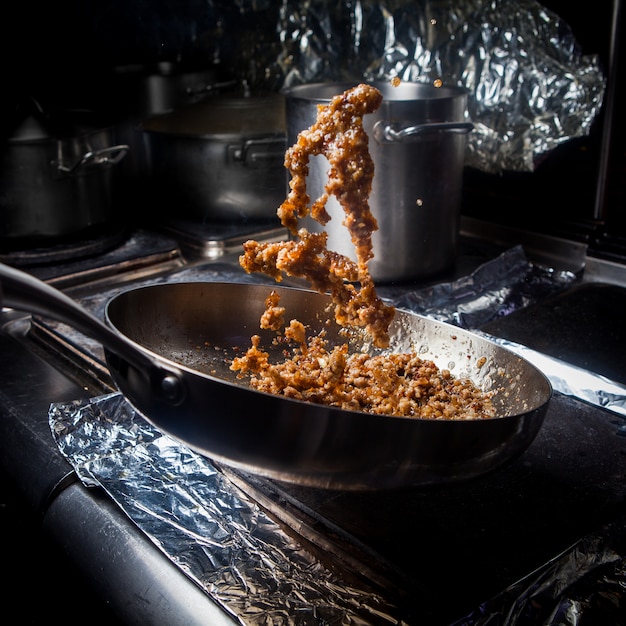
104,280,553,424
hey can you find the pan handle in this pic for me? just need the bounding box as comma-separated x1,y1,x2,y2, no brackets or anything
0,262,185,406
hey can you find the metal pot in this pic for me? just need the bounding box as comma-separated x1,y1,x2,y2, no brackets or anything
111,62,235,187
0,110,128,250
283,81,473,282
0,263,552,490
140,93,287,222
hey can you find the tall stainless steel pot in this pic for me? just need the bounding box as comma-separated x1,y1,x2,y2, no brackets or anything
283,81,473,282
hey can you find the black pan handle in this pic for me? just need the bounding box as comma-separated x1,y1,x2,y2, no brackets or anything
0,262,185,406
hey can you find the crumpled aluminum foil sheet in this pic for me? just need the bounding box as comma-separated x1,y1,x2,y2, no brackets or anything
384,244,577,328
454,517,626,625
275,0,605,173
48,393,626,626
49,393,399,625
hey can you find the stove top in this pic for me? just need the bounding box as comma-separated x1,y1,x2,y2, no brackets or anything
1,223,625,625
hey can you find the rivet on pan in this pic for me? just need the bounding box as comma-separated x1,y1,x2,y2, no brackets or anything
160,374,185,405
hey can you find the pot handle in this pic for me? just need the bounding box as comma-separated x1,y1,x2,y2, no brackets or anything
230,137,286,166
0,262,185,406
57,144,129,175
185,78,239,98
373,120,473,143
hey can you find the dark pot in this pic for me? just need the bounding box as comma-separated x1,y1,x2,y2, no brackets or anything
0,110,128,250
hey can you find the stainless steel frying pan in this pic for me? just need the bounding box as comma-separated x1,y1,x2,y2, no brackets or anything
0,262,552,490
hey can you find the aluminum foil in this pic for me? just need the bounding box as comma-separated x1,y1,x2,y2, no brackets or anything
453,517,626,625
83,1,605,173
275,0,606,173
49,391,626,625
384,244,577,328
49,393,400,625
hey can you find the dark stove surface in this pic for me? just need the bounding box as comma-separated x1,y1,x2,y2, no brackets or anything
159,217,286,260
0,227,130,268
26,229,182,285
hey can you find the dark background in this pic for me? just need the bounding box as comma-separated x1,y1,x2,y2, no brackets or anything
0,0,623,242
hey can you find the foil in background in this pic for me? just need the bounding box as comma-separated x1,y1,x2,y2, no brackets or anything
453,516,626,625
275,0,606,173
386,244,578,329
49,393,400,626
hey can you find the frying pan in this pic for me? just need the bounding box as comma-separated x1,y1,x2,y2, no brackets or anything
0,262,552,490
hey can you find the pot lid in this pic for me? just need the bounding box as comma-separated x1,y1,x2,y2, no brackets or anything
9,98,110,143
141,93,286,137
10,114,50,142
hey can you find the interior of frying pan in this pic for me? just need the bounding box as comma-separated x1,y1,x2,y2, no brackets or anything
104,281,552,489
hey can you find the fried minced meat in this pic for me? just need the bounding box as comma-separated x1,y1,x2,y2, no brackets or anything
239,83,394,349
231,329,495,420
